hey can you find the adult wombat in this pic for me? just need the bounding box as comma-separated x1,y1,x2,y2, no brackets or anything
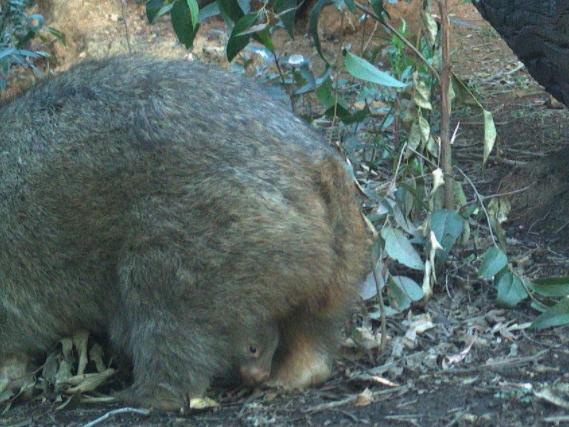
0,56,371,410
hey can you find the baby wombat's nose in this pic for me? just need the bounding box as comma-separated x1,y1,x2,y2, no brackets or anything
240,366,270,384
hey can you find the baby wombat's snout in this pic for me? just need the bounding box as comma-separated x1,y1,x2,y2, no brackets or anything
236,320,279,385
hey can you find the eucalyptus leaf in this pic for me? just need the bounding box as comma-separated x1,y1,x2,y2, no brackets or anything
453,181,467,208
369,0,388,21
199,2,220,21
482,109,497,164
495,270,528,308
170,0,200,49
217,0,245,27
407,120,421,151
146,0,166,23
274,0,296,37
418,113,430,142
392,275,423,301
387,278,411,311
478,246,507,279
532,297,569,330
388,276,422,311
309,0,332,63
425,135,439,158
381,227,423,270
344,51,407,88
430,209,464,261
413,72,432,110
422,9,437,45
226,13,258,61
315,77,335,108
530,277,569,297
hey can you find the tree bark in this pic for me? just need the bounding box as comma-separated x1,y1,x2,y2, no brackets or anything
474,0,569,107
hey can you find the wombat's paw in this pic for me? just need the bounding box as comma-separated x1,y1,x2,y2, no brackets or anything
114,386,190,412
0,355,34,398
268,349,332,390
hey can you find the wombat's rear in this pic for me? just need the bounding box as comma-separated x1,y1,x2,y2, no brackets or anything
0,56,370,410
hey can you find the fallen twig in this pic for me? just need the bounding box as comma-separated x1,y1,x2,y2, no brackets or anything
82,407,151,427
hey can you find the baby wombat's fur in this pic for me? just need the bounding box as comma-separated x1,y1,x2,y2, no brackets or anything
0,56,371,410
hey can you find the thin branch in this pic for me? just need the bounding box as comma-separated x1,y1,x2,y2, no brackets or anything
483,184,532,200
372,256,387,352
354,2,440,80
119,0,132,54
438,0,453,210
456,167,497,247
82,407,151,427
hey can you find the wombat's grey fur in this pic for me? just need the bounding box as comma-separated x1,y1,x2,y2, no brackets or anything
0,56,371,410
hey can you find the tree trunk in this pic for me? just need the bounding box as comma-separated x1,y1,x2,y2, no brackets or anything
474,0,569,107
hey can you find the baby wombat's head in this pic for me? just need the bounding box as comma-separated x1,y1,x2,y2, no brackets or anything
234,320,279,385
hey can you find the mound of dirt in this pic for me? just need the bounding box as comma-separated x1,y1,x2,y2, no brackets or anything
500,150,569,244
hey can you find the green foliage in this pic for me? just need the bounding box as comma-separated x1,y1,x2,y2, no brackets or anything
495,270,527,308
170,0,200,49
482,109,497,164
387,275,423,310
227,12,259,61
381,227,423,270
308,0,332,63
529,277,569,329
478,246,507,279
0,0,48,90
530,277,569,297
146,0,174,22
430,209,464,261
343,51,407,88
273,0,296,37
369,0,388,20
532,297,569,329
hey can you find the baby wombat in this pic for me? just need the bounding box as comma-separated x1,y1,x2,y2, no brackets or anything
0,56,371,410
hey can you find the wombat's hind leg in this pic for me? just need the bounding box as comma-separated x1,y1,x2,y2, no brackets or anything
111,244,224,411
269,313,342,390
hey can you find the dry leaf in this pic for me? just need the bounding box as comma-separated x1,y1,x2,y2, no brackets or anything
444,338,475,366
535,383,569,410
64,369,116,394
369,376,398,387
353,326,383,350
431,168,445,194
72,330,89,376
189,396,219,409
354,388,374,407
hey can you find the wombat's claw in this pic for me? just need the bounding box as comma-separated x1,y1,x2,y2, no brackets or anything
114,387,189,412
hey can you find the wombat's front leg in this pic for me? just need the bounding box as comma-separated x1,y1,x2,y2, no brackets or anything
111,244,226,411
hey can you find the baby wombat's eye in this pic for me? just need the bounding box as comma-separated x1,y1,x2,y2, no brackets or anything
249,345,258,356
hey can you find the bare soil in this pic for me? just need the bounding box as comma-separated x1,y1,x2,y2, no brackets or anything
2,1,569,426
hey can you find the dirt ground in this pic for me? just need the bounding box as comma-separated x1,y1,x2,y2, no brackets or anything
2,1,569,426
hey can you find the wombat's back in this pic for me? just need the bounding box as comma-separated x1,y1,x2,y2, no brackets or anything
0,56,369,359
0,56,331,165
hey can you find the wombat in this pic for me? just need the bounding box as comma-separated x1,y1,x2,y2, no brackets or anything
0,56,371,410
